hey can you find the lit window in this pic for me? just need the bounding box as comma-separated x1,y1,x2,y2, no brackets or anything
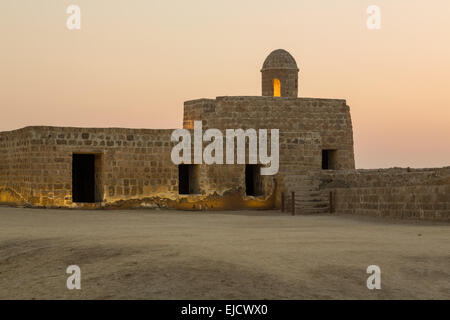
273,78,281,97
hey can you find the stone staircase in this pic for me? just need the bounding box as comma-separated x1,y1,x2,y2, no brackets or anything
283,174,331,214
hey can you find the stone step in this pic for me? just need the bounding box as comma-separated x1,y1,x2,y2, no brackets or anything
299,194,328,199
286,189,320,193
295,210,330,215
289,190,328,194
294,196,328,200
289,195,329,201
288,200,329,204
289,201,329,207
295,202,328,207
285,205,329,211
295,204,329,208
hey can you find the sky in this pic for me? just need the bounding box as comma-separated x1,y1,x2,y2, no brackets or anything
0,0,449,169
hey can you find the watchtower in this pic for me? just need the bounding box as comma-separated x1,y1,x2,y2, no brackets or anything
261,49,299,97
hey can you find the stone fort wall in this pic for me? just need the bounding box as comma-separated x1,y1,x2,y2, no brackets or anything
0,128,33,205
0,126,178,208
319,167,450,221
0,124,323,210
183,96,355,209
183,96,355,171
1,97,448,220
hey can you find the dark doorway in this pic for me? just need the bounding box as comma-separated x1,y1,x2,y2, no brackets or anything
178,164,200,195
245,164,263,196
178,164,189,194
322,149,337,170
72,154,96,203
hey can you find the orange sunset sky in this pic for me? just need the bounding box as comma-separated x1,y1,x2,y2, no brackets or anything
0,0,449,169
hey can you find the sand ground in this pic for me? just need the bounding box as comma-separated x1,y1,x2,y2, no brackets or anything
0,206,448,300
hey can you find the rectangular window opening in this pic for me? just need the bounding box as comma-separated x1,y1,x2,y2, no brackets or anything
72,153,103,203
322,150,337,170
245,164,263,196
178,164,200,195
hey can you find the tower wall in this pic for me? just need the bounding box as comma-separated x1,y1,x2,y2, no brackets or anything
261,69,298,97
184,96,355,171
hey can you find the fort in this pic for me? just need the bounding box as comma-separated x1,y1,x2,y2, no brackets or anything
0,49,449,221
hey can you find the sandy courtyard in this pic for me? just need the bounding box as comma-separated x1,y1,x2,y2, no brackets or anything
0,206,448,300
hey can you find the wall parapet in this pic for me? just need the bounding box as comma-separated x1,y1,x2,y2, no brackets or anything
318,167,450,221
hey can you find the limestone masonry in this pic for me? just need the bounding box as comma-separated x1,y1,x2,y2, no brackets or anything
0,49,448,221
